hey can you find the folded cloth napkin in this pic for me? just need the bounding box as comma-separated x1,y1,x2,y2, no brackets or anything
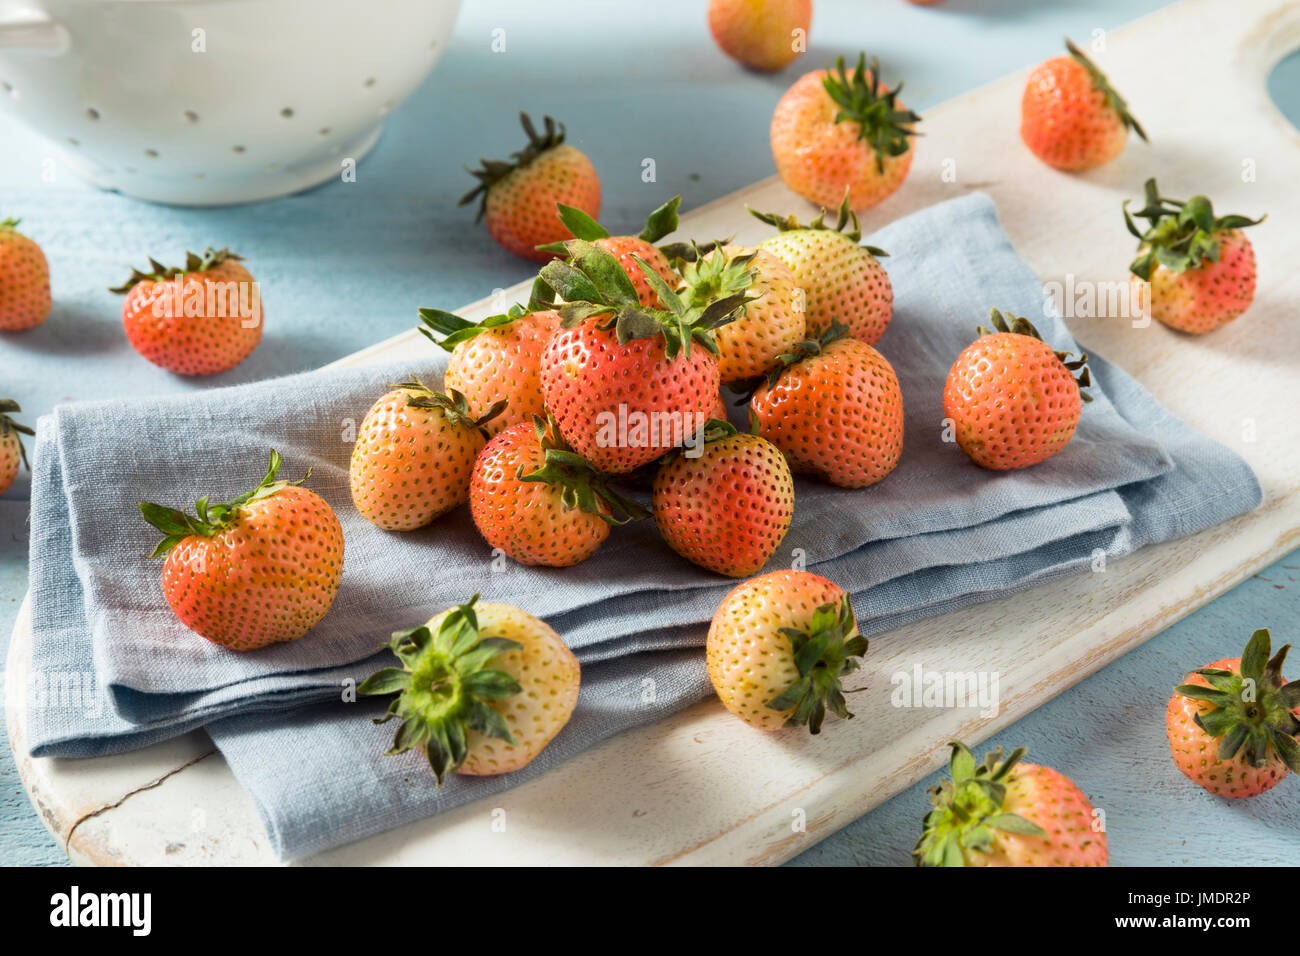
25,193,1260,858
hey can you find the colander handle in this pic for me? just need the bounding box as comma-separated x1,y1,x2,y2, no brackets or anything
0,6,67,52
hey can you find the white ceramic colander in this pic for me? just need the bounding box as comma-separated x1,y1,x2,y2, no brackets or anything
0,0,461,205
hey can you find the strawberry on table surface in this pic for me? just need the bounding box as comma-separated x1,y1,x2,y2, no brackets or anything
914,741,1109,867
469,416,646,568
943,309,1091,471
1167,628,1300,799
139,449,345,652
0,399,35,497
0,218,51,331
1124,178,1265,334
1021,39,1146,172
113,247,262,375
708,0,811,72
360,595,580,784
350,379,502,532
749,321,904,489
750,195,892,345
770,53,920,212
460,113,601,263
707,570,866,733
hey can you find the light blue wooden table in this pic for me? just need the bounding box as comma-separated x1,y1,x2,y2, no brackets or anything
3,0,1297,866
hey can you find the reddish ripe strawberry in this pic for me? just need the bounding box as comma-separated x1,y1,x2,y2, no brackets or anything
915,741,1108,867
139,450,344,651
653,422,794,577
752,196,892,345
944,310,1091,471
771,54,920,212
461,113,601,263
1021,39,1146,171
707,570,865,733
361,595,580,784
0,218,51,331
708,0,811,72
350,380,500,532
0,400,35,497
470,417,646,567
1124,179,1265,334
113,247,262,375
419,303,561,435
1167,628,1300,799
539,241,748,474
680,244,804,385
750,323,904,488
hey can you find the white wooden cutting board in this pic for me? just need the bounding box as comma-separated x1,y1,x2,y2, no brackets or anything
8,0,1300,866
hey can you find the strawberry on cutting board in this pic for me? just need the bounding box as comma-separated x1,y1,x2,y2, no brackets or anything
0,218,51,331
139,450,344,651
0,400,35,497
360,595,580,784
914,741,1108,866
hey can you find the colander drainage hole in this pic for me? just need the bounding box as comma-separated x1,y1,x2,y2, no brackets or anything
280,107,294,118
85,107,100,120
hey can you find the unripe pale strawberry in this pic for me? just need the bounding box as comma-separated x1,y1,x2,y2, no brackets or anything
708,0,811,72
1021,40,1145,171
707,570,865,733
1167,628,1299,799
915,741,1108,867
750,324,903,488
653,423,794,577
139,450,344,651
469,417,646,567
0,400,35,497
1124,179,1264,334
752,197,892,345
350,380,500,532
680,244,805,385
461,113,601,263
419,304,561,435
943,310,1090,471
0,218,51,331
771,54,919,212
360,596,580,784
114,247,262,375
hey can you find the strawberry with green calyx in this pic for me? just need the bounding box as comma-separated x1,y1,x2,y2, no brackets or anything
139,449,344,651
536,197,682,308
1123,178,1265,334
361,595,580,785
914,741,1108,867
460,113,602,263
770,53,920,211
1167,628,1300,798
750,194,893,345
113,246,262,376
538,240,750,474
0,218,52,332
1,399,36,497
707,570,866,733
653,418,794,577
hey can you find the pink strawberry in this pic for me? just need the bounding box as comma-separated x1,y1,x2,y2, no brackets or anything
538,240,749,474
360,595,580,784
943,310,1091,471
770,54,920,212
708,0,811,72
914,741,1108,866
1124,178,1265,334
749,323,904,488
653,421,794,577
0,400,35,497
139,450,344,651
1167,628,1299,799
469,417,645,567
113,247,262,375
751,196,892,344
461,113,601,263
418,303,561,435
538,197,682,307
0,218,51,331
